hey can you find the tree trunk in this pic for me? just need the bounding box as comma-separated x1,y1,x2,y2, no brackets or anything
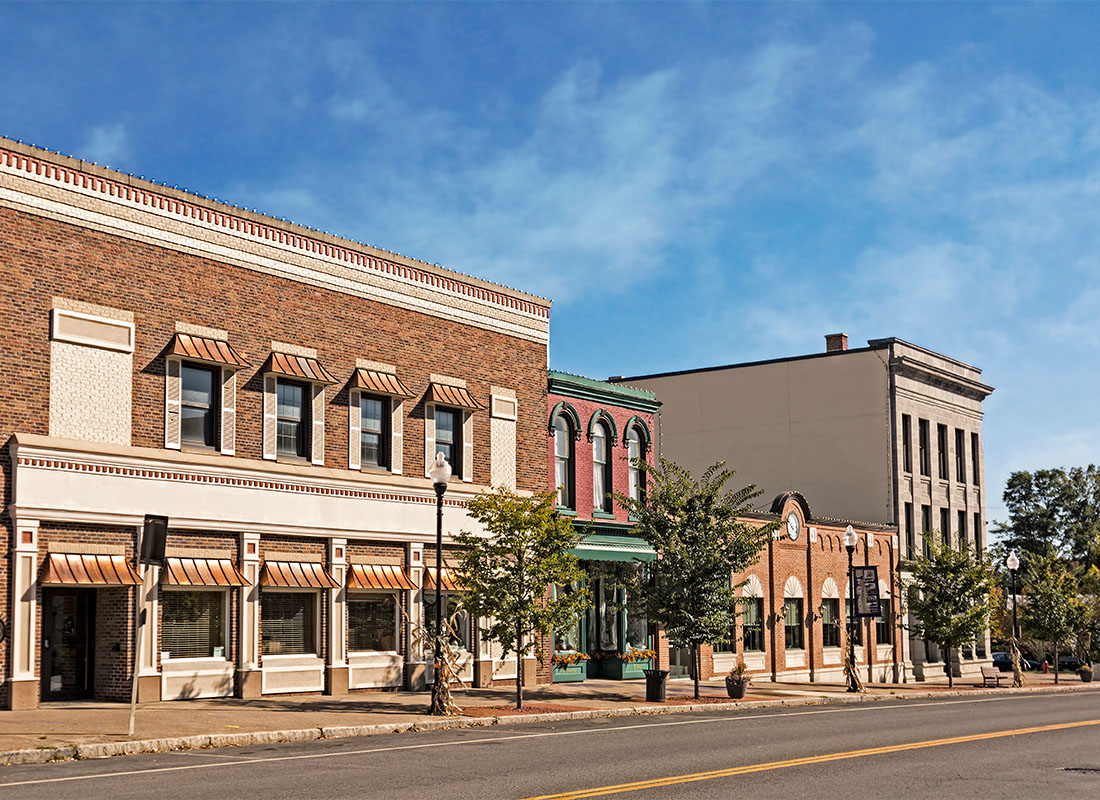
693,643,701,700
1054,643,1060,685
946,645,953,689
516,620,524,709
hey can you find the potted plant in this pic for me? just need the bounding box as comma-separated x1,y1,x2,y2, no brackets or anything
1078,661,1093,683
725,659,751,699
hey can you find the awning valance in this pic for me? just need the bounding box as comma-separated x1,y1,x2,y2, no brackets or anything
42,553,142,585
348,563,416,590
351,369,415,398
426,383,483,411
263,352,338,384
571,535,656,563
167,333,250,369
261,561,339,589
163,557,249,587
424,567,467,591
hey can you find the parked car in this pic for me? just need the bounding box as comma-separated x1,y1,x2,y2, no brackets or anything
991,651,1036,671
1057,655,1082,671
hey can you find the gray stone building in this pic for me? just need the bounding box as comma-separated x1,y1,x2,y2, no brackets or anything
614,334,994,682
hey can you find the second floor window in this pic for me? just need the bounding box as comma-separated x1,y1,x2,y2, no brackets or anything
592,422,611,513
626,427,644,502
921,504,932,557
958,510,968,550
940,508,951,547
955,428,966,482
918,419,930,476
435,407,459,473
971,432,980,485
276,380,308,459
181,364,219,449
937,424,949,479
360,395,388,469
905,502,915,560
553,415,574,508
901,415,912,473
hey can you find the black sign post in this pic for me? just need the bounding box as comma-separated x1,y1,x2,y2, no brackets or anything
129,515,168,736
852,565,881,618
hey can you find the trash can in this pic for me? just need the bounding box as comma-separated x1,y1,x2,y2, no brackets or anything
643,668,669,703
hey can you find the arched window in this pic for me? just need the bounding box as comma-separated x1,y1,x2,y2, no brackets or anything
553,415,574,509
626,426,645,502
592,422,611,513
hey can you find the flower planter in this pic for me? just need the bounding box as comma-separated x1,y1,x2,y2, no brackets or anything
1079,668,1094,683
597,656,652,680
725,679,748,699
552,663,587,683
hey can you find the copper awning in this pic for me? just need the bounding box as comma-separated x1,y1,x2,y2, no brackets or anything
348,563,416,590
260,561,339,589
167,333,250,369
42,553,141,586
426,383,483,411
263,352,338,384
163,557,249,587
351,369,415,398
424,567,467,591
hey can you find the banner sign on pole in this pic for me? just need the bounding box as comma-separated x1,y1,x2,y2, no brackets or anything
852,565,880,618
141,514,168,566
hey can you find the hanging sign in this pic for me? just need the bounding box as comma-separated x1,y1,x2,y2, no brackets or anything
852,565,881,618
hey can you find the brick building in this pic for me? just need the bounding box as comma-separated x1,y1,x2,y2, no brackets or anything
0,138,550,710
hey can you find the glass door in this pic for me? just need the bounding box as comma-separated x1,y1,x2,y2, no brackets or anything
668,646,693,679
40,589,95,700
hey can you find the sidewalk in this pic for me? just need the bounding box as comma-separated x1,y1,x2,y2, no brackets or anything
1,672,1093,765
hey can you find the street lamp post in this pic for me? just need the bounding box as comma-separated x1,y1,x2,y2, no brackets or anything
843,525,861,693
428,452,452,716
1006,551,1022,688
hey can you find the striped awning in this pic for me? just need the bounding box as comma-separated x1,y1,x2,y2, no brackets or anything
42,553,141,586
260,561,339,589
424,567,467,591
426,383,483,411
351,368,414,398
263,352,338,384
167,333,249,369
163,557,249,587
348,563,416,590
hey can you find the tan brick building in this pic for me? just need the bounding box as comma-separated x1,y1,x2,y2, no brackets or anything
0,138,550,709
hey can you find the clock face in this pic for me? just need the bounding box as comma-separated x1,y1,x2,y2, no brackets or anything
786,512,800,540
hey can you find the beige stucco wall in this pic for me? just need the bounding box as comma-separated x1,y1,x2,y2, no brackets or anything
631,349,893,523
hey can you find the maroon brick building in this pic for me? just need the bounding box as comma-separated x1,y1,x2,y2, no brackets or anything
0,138,550,709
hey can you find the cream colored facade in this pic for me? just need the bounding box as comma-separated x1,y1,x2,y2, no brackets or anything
618,336,994,682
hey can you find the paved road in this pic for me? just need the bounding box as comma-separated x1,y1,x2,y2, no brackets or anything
2,691,1099,799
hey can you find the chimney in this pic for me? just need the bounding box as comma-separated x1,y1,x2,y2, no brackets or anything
825,333,848,353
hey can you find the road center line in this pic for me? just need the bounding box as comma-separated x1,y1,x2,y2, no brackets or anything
522,718,1100,800
0,692,1091,788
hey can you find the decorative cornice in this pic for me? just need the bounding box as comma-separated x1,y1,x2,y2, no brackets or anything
0,141,550,343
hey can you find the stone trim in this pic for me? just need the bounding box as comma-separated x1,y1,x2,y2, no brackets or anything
176,321,229,339
264,551,324,564
47,542,127,555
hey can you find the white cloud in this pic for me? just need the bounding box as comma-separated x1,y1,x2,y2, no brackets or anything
80,123,128,167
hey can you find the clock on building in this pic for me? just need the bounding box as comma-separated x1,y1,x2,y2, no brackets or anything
786,512,800,540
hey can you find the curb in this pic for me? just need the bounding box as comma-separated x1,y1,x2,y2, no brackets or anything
1,682,1093,767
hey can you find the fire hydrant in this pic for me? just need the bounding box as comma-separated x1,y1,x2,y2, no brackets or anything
1042,659,1050,673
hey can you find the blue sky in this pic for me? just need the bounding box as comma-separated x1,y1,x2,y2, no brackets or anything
4,2,1100,525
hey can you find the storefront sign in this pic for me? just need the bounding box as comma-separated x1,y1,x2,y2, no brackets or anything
852,565,880,617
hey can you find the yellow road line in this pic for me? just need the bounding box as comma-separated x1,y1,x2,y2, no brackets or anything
523,718,1100,800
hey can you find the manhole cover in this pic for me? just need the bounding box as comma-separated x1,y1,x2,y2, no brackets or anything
1064,768,1100,775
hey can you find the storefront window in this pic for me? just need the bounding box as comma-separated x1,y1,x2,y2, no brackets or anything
162,590,225,659
624,601,648,652
784,598,804,650
742,597,764,652
598,580,619,650
821,598,841,648
554,585,583,652
424,593,471,651
348,593,398,652
261,592,315,655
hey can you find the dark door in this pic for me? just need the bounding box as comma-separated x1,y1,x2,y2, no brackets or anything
40,589,95,700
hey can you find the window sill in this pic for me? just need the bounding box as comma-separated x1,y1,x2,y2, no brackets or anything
556,507,578,517
276,456,312,466
359,465,392,476
181,444,222,456
592,511,615,520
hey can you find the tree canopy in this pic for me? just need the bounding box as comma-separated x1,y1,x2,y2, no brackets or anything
1021,551,1079,683
453,486,589,709
995,466,1100,570
617,458,776,699
905,537,997,688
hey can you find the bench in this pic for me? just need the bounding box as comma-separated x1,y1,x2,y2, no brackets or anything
980,666,1004,687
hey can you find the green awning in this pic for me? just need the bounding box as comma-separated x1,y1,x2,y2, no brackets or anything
571,534,655,563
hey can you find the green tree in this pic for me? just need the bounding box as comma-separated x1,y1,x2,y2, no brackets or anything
995,466,1100,571
1022,552,1078,684
617,459,775,700
905,538,997,688
453,487,589,709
